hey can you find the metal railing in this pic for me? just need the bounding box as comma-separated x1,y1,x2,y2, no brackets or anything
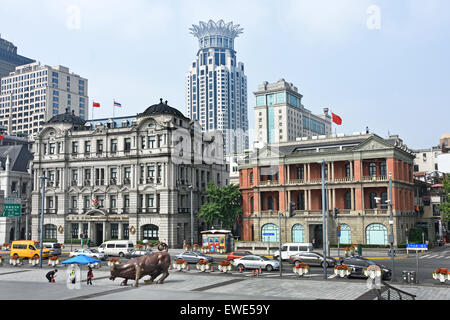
363,175,388,182
376,281,416,300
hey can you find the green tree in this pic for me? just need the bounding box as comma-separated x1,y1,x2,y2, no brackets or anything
197,182,242,229
438,175,450,223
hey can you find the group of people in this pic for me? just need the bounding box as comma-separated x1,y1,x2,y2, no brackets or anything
45,265,94,285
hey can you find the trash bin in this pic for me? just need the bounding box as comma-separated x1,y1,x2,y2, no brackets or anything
357,244,362,256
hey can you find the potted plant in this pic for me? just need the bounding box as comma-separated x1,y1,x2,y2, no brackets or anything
432,268,449,283
193,244,199,251
201,245,209,254
10,255,22,266
107,258,121,266
196,259,210,272
173,258,187,271
334,264,352,278
48,256,60,266
218,260,233,273
29,256,40,266
293,263,310,277
136,244,144,250
183,244,191,251
2,243,10,250
363,265,382,279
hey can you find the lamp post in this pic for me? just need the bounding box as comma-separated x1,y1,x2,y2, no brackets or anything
321,160,327,279
388,172,396,282
39,175,47,268
12,191,19,241
189,185,193,250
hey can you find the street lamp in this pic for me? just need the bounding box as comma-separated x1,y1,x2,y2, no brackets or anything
388,172,396,282
189,185,193,250
39,175,47,268
321,160,328,280
278,211,284,277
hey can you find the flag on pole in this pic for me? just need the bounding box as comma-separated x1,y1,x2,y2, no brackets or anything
331,112,342,125
0,135,4,140
93,102,100,108
113,101,122,107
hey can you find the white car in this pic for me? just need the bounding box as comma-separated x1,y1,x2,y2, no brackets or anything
232,255,280,272
69,248,107,261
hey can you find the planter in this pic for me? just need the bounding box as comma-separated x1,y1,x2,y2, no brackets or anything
173,263,187,271
218,265,232,273
10,258,21,266
48,259,60,267
364,269,382,279
334,267,352,278
29,259,39,266
196,264,209,272
293,267,309,277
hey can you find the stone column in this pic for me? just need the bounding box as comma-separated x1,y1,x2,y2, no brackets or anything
351,187,355,210
118,222,123,239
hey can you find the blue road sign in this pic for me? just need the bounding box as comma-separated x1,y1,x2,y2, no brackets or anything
263,233,275,236
406,243,428,250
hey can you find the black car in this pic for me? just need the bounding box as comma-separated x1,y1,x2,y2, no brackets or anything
340,256,392,280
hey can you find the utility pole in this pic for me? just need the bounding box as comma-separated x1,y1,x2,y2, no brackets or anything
278,212,283,277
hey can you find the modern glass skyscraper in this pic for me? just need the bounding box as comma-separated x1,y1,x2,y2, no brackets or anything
0,35,34,80
186,20,249,155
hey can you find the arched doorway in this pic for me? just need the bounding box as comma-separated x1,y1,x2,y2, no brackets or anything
339,224,351,244
366,223,388,245
292,224,305,242
261,223,279,242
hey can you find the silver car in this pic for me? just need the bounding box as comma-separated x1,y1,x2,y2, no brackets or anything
232,255,280,272
69,248,107,261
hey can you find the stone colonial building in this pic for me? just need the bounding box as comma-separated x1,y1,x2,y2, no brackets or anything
238,133,436,247
31,100,228,248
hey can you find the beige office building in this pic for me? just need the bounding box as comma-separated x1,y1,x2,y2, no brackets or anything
0,62,88,137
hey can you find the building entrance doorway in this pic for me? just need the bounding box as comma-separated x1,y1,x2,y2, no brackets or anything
96,224,103,246
309,224,323,248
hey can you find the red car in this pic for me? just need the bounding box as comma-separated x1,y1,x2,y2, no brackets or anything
226,251,253,262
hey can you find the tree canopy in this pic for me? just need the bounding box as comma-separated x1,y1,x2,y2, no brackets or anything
197,182,242,229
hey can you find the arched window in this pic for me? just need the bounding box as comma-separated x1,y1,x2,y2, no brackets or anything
369,192,378,209
261,223,279,242
44,224,57,240
142,224,159,240
380,162,387,176
292,224,305,242
369,163,377,176
339,224,351,244
366,223,388,245
345,192,352,209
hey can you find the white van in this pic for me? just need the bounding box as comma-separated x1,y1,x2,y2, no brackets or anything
273,243,313,261
98,240,134,257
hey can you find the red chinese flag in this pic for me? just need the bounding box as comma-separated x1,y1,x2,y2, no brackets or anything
93,102,100,108
332,113,342,125
0,135,3,140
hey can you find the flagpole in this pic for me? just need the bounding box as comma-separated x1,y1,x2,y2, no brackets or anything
113,99,115,119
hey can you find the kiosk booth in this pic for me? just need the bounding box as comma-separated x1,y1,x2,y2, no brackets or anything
201,229,234,253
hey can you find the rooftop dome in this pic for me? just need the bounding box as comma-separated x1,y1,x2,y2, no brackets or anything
46,109,86,126
139,99,188,119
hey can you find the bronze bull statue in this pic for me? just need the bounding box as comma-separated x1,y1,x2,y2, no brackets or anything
109,242,170,287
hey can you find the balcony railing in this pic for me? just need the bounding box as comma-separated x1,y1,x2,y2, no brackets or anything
71,180,78,187
121,207,130,214
332,177,354,183
287,179,305,185
84,180,91,186
68,208,78,214
259,180,279,186
363,175,387,182
123,178,131,185
95,179,105,186
109,179,117,185
108,208,118,214
178,208,190,213
40,209,57,214
365,209,388,215
138,207,159,214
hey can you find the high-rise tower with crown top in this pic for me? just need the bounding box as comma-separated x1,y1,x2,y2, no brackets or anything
186,20,249,156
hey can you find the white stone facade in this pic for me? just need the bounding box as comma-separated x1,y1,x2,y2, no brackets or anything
30,103,228,248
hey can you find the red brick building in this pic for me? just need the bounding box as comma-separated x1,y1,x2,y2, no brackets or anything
238,133,431,247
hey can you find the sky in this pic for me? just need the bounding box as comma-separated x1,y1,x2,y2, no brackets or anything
1,0,449,149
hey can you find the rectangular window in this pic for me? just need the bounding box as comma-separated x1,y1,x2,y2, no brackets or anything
111,139,117,152
124,138,131,151
256,95,265,106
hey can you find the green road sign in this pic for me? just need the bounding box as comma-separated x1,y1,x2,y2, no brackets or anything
3,198,21,217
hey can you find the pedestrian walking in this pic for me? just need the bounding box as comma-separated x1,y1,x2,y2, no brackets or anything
46,269,58,283
312,238,316,249
87,266,93,285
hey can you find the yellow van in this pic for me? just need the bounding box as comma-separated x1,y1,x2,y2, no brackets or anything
10,240,51,259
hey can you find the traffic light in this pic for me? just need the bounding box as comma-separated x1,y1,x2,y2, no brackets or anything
289,202,296,217
334,208,340,219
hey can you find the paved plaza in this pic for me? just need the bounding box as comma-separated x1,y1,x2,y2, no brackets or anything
0,265,448,300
